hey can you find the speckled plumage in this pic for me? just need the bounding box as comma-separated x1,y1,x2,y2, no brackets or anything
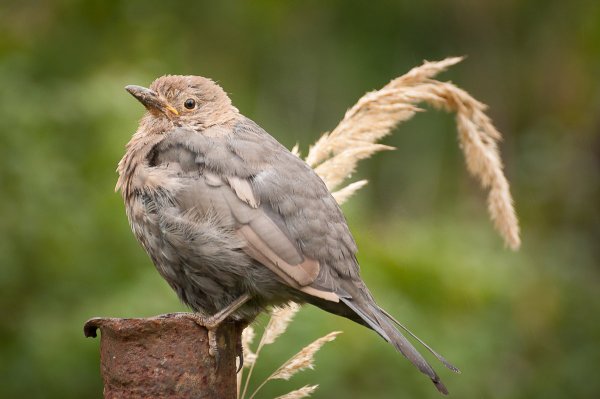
118,75,453,394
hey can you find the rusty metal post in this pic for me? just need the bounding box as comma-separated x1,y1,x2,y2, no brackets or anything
84,314,238,399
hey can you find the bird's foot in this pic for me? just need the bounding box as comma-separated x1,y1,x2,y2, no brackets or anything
166,294,252,365
167,312,223,361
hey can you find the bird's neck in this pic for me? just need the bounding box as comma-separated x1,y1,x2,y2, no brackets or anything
116,111,241,197
115,127,164,198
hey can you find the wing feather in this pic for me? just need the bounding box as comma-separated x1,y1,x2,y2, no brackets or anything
189,171,332,297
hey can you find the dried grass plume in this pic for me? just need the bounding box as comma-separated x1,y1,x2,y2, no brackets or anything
241,326,257,367
262,302,301,345
269,331,342,381
275,385,319,399
239,302,302,399
308,56,520,249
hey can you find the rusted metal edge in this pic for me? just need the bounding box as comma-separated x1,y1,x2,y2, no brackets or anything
84,313,238,399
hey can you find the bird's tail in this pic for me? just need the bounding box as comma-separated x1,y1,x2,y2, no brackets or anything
338,291,459,395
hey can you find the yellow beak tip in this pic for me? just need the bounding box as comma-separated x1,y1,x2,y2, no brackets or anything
166,105,179,116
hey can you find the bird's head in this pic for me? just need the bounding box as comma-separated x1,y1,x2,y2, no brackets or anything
125,75,239,131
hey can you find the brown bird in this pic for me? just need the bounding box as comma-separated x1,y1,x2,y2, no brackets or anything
118,75,458,394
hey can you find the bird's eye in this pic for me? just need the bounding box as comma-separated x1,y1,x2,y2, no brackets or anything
184,98,196,109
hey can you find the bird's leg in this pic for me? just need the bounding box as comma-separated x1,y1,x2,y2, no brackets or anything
202,294,251,361
172,294,252,362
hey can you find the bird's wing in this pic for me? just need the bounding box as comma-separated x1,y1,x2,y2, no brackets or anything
177,169,340,302
156,127,344,302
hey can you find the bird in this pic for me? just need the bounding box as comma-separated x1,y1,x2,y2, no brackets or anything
118,75,458,394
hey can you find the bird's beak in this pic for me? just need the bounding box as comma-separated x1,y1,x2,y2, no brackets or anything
125,85,179,116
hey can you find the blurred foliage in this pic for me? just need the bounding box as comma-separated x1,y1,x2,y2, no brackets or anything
0,1,599,398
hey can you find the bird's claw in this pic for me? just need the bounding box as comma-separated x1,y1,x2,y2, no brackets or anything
236,331,244,373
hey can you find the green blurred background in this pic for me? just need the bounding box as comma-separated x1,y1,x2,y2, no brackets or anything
1,1,598,398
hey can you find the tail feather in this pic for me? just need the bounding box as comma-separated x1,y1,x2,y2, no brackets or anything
379,307,460,373
300,283,455,395
338,295,392,341
340,296,450,395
